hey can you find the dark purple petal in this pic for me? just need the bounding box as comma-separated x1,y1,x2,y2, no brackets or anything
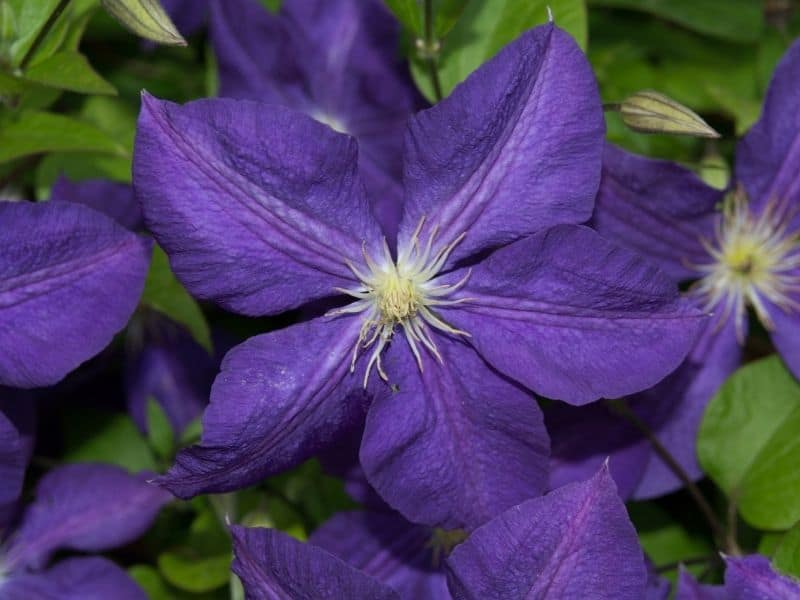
158,316,371,498
0,201,151,388
6,464,171,571
593,143,721,283
399,24,603,267
310,511,448,599
446,225,705,405
1,557,146,600
766,289,800,381
318,431,390,511
446,466,647,599
360,336,549,530
0,393,35,528
725,555,800,599
736,40,800,220
162,0,208,37
645,558,671,600
50,176,143,230
231,525,400,600
134,94,381,317
675,567,726,600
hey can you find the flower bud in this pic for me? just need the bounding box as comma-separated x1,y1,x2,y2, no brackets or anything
619,90,720,138
100,0,187,46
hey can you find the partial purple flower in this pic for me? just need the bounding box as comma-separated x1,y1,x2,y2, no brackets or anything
676,555,800,600
0,395,35,526
161,0,209,38
210,0,422,237
0,200,151,388
135,24,703,529
51,176,143,231
446,465,647,599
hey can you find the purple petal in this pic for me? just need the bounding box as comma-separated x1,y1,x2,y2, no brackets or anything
158,316,370,498
0,201,151,388
399,24,603,267
445,466,647,599
645,558,671,600
675,567,726,600
725,555,800,599
1,557,146,600
6,464,171,571
0,394,35,528
318,432,390,511
593,143,721,283
133,94,381,317
766,289,800,380
310,511,448,599
445,225,705,405
360,336,549,530
51,176,143,231
231,525,400,600
162,0,208,37
736,40,800,221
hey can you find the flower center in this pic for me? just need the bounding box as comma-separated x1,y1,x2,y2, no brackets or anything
327,217,472,386
690,188,800,341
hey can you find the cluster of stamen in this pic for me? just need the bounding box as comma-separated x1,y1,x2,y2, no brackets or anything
689,188,800,341
326,217,472,386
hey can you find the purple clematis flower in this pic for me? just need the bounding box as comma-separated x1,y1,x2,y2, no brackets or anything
135,23,703,529
0,197,151,389
0,457,170,599
209,0,422,238
676,555,800,599
548,39,800,499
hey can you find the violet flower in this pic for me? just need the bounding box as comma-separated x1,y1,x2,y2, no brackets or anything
210,0,422,237
0,198,151,389
676,555,800,599
548,39,800,499
135,23,703,529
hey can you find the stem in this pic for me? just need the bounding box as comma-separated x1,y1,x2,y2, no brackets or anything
19,0,71,70
607,399,737,554
423,0,443,102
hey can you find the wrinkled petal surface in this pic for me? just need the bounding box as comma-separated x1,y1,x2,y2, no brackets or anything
361,336,549,530
446,225,705,405
6,464,171,570
51,176,142,231
310,511,448,600
0,201,151,388
593,143,720,284
399,24,603,266
725,555,800,599
158,316,370,498
134,95,381,316
231,525,400,600
446,466,646,599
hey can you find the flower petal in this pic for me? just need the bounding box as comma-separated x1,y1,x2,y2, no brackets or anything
231,525,400,600
724,555,800,599
360,336,549,530
0,396,35,509
445,225,705,405
0,201,151,388
399,24,603,266
766,290,800,381
51,176,143,230
310,511,448,599
6,464,171,571
157,316,370,498
594,143,720,284
1,557,146,600
736,40,800,219
445,465,647,600
133,94,381,316
675,566,726,600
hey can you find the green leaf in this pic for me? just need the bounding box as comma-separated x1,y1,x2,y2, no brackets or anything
698,356,800,529
588,0,763,43
100,0,186,46
774,524,800,578
128,565,174,600
63,410,158,472
384,0,423,35
141,245,213,353
410,0,586,102
146,396,174,459
24,50,116,95
179,416,203,446
36,152,131,199
0,110,127,163
6,0,60,65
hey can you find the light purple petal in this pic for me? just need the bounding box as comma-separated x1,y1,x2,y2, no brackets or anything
399,24,603,267
445,225,705,405
675,567,726,600
133,94,381,317
593,143,721,283
445,465,647,600
0,201,151,388
360,336,549,530
310,511,448,599
736,40,800,220
51,176,142,231
157,316,371,498
6,464,171,571
1,557,146,600
725,555,800,599
231,525,400,600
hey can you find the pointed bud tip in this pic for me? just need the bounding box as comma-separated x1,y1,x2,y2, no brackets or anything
619,90,721,139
